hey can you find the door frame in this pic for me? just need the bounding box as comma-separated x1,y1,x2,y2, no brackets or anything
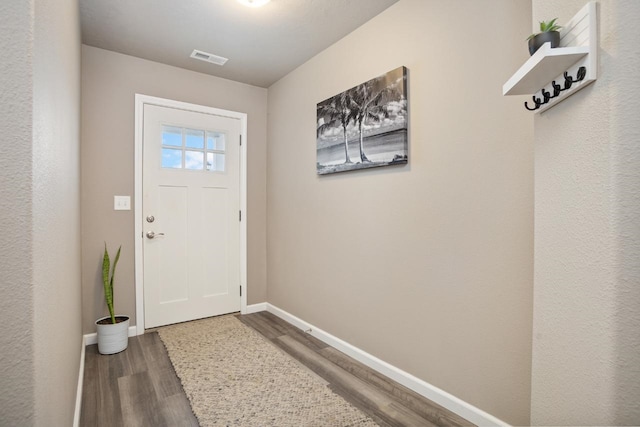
134,94,248,335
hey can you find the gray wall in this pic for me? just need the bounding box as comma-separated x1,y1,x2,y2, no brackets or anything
0,0,82,425
531,0,640,424
32,0,83,424
266,0,534,424
0,1,36,424
81,46,268,333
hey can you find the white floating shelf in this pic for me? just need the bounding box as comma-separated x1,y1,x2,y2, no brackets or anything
503,1,597,113
503,44,589,95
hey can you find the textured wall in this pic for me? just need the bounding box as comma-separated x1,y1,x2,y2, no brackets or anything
0,0,82,425
267,0,534,424
81,46,268,333
31,0,83,425
531,0,640,425
0,1,36,425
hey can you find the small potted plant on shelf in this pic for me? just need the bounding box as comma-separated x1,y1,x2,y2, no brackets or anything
95,243,129,355
527,18,562,55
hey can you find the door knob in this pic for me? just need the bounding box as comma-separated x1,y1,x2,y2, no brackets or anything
146,231,165,239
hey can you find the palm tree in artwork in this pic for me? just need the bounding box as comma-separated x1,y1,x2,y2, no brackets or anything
349,82,390,163
317,91,353,164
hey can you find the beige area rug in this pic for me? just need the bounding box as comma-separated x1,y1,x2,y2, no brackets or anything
158,315,378,427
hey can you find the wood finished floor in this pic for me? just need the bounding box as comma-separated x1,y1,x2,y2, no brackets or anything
81,311,474,427
80,331,199,427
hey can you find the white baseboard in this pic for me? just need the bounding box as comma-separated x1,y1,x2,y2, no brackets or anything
83,325,139,346
245,302,267,314
262,303,510,427
72,336,86,427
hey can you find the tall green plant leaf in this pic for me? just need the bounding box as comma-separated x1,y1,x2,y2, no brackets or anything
102,243,121,324
110,246,121,324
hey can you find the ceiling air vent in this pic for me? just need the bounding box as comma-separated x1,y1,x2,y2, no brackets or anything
190,49,228,66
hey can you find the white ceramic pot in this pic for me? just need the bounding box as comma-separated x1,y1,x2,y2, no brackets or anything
95,315,130,355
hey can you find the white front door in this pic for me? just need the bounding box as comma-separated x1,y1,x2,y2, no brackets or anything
142,103,241,328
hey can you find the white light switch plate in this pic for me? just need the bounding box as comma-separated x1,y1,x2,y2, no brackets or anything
114,196,131,211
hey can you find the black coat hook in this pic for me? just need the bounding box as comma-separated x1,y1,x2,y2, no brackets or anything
524,66,587,111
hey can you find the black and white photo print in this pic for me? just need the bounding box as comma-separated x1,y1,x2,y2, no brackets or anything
316,66,408,175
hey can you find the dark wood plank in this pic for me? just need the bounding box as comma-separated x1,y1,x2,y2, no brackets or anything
81,333,199,427
275,335,437,427
238,311,328,351
258,311,330,351
236,312,285,340
139,333,185,400
93,346,124,427
148,365,185,400
156,393,200,426
118,371,162,427
108,336,148,379
80,345,100,426
250,311,298,336
319,347,473,427
137,332,173,371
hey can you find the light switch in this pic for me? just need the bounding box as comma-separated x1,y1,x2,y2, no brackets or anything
114,196,131,211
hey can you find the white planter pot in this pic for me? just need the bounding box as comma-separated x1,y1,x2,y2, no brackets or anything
95,315,129,355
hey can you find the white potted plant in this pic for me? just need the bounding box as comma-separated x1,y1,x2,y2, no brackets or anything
95,243,129,355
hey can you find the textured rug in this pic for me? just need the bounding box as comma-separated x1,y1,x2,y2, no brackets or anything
157,315,378,427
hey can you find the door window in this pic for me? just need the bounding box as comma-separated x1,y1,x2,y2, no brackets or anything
161,125,226,172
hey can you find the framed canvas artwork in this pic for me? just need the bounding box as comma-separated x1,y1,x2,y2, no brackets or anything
316,66,408,175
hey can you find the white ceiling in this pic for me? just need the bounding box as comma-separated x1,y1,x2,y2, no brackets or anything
80,0,399,88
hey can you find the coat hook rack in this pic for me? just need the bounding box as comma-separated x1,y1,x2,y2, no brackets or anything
503,2,597,114
524,66,587,111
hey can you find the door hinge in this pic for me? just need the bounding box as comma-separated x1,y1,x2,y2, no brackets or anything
239,135,242,146
239,210,242,221
240,286,242,297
